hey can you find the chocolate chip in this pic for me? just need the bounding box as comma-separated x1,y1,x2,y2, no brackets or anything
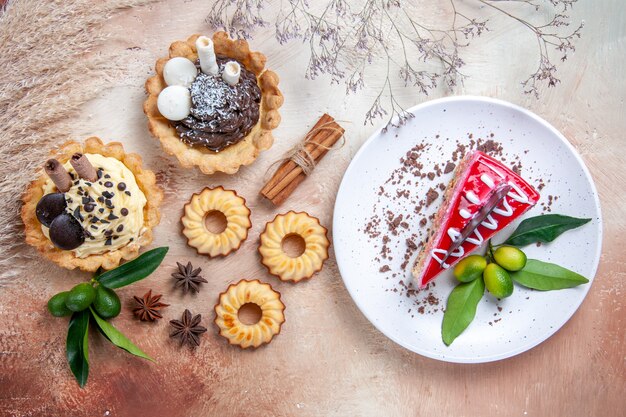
104,181,113,188
120,208,129,216
117,182,126,191
84,203,95,213
102,191,114,199
104,174,111,179
97,196,104,203
105,237,112,246
124,191,131,196
108,213,119,221
116,224,124,233
97,168,103,179
82,197,91,205
98,208,105,214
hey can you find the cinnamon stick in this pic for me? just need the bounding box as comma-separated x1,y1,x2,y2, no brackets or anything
270,136,336,204
261,114,332,196
260,113,344,205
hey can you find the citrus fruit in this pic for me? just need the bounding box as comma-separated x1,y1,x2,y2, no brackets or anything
92,286,121,319
483,263,514,298
47,291,72,317
493,246,527,271
65,282,96,312
453,255,487,283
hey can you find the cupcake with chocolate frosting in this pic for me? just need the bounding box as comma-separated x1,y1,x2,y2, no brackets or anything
143,32,283,175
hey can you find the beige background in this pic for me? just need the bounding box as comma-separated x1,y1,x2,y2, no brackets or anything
1,0,625,416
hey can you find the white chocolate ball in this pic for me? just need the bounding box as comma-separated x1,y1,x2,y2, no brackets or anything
163,57,198,87
157,85,191,121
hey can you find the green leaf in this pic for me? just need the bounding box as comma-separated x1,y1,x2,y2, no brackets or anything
511,259,589,290
67,310,90,387
442,278,485,346
89,307,153,362
97,247,168,289
503,214,591,247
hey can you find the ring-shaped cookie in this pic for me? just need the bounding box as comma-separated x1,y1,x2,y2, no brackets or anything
214,279,285,349
181,187,251,257
258,211,330,282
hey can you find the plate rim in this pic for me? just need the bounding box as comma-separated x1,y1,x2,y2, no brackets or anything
332,95,603,363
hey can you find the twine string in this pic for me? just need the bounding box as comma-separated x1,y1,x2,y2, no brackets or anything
267,120,347,179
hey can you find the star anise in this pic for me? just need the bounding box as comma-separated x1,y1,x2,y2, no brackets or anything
132,290,169,321
172,261,207,294
169,309,207,348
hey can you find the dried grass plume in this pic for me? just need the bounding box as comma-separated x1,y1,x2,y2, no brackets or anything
0,0,157,283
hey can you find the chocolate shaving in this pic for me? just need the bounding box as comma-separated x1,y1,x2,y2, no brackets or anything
425,188,439,207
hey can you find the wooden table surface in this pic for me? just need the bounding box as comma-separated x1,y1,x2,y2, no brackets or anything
1,1,624,416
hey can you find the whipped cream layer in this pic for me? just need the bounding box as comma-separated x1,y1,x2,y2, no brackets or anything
42,153,147,257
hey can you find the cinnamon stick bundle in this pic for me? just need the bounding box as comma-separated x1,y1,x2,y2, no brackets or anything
260,113,345,205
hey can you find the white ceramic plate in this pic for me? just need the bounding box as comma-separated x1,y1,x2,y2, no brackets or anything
333,96,602,363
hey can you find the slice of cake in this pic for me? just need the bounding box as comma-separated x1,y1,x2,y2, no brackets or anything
412,151,540,288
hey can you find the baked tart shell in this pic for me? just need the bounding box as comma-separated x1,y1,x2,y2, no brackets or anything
144,32,284,175
21,137,162,271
